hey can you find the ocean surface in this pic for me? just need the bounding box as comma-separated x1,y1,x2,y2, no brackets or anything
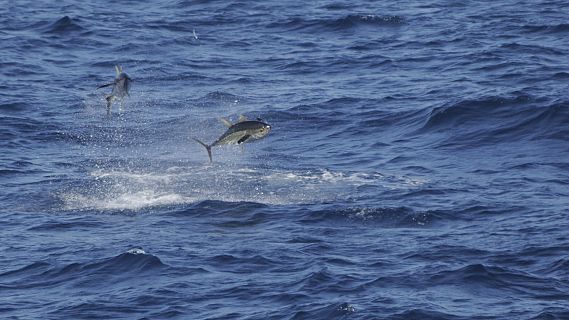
1,0,569,319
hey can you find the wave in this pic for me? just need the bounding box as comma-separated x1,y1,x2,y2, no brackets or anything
300,206,453,227
523,23,569,34
530,308,569,320
0,102,27,112
207,253,278,274
274,53,392,74
0,116,54,133
43,16,84,34
268,14,404,32
294,268,363,294
27,219,105,231
429,264,569,299
266,96,388,124
298,203,526,227
498,42,564,56
416,95,569,146
386,309,465,320
543,258,569,278
264,94,567,158
143,19,194,33
285,302,357,319
340,14,404,26
194,91,246,107
421,95,534,130
0,249,166,290
0,116,69,148
552,72,569,80
0,168,27,176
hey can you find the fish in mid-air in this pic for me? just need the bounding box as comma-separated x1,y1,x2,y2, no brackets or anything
193,115,271,163
97,65,132,111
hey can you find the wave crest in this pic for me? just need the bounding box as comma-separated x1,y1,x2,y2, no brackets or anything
43,16,84,34
0,250,166,290
268,14,404,32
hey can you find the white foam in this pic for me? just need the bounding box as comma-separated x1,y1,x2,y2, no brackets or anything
59,166,427,211
100,190,191,211
127,248,146,255
61,190,194,211
91,169,182,184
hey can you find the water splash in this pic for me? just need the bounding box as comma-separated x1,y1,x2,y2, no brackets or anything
58,166,427,211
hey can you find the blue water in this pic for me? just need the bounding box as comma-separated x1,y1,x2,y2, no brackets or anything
1,0,569,319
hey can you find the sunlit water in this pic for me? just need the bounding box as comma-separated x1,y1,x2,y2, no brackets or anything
1,1,569,319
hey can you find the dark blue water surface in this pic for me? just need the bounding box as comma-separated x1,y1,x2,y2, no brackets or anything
2,0,569,319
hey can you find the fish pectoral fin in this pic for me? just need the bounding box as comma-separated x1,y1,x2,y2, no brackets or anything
237,135,251,144
97,83,114,89
237,115,248,123
219,117,232,127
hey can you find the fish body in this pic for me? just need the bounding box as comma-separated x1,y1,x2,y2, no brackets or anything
97,65,132,110
193,116,271,163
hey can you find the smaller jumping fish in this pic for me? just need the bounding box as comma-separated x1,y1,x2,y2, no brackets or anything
97,65,132,111
193,115,271,163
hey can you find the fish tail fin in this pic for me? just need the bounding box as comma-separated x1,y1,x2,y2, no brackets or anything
192,138,213,163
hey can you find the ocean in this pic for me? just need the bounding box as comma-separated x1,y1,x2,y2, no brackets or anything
1,0,569,319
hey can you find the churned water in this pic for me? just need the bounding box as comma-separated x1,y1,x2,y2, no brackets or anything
1,0,569,319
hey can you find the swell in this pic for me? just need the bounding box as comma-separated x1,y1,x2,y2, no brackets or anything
406,95,569,147
429,263,569,299
0,116,69,145
299,206,456,227
267,14,404,32
420,95,535,131
0,249,167,290
273,53,393,75
523,23,569,34
42,16,84,34
264,97,393,128
266,94,569,153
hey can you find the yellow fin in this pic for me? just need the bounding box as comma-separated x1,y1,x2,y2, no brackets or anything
237,115,248,123
115,65,121,75
219,117,232,127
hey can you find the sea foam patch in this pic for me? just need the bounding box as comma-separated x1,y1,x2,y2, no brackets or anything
59,165,426,211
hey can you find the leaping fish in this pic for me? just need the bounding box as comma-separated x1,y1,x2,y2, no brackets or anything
193,115,271,163
97,65,132,111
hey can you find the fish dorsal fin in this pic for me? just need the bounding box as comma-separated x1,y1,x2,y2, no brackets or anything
219,117,232,127
237,115,248,123
115,65,121,75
